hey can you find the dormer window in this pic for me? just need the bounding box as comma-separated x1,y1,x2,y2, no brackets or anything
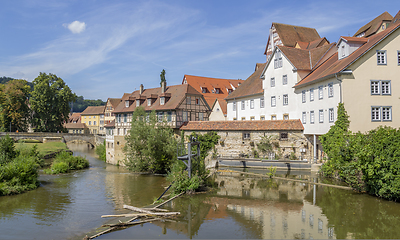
147,99,152,106
136,100,140,107
202,88,207,93
125,100,129,107
160,97,165,105
228,89,233,94
215,88,221,94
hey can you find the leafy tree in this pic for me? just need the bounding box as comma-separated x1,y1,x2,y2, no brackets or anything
71,95,105,112
160,69,166,87
30,73,76,132
124,107,177,174
0,77,34,91
0,79,31,132
0,135,18,166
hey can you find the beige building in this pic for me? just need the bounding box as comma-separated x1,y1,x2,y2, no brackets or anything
104,98,121,125
80,106,105,135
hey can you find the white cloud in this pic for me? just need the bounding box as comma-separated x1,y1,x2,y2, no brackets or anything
64,20,86,34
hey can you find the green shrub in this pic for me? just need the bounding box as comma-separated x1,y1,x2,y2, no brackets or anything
44,151,89,174
95,140,106,161
0,135,18,166
0,155,39,196
167,161,203,194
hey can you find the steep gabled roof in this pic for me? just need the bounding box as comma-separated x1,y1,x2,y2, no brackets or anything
225,63,266,100
180,119,304,131
107,98,122,108
265,23,321,55
81,106,105,115
389,10,400,27
295,22,400,88
353,11,393,37
183,75,244,108
113,84,207,114
211,98,228,116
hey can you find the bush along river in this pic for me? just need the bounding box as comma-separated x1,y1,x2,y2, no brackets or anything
2,142,400,239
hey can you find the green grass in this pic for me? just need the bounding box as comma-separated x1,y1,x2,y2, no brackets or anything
16,142,68,156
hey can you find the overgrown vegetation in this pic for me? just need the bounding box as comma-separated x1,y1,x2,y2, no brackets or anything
167,131,220,194
321,103,400,201
124,107,177,174
95,140,106,161
44,151,89,174
0,135,41,196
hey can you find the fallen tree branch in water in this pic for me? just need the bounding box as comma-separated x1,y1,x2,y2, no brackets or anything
101,211,180,218
102,218,161,228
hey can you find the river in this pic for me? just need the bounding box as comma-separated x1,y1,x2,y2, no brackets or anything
1,143,400,239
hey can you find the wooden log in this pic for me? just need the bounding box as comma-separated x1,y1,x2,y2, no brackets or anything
123,205,155,214
101,212,180,218
102,218,161,228
153,192,185,209
142,207,169,212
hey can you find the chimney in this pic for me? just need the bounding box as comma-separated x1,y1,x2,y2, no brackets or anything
161,81,166,93
140,84,144,95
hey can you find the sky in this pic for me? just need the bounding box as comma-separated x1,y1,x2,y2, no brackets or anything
0,0,398,101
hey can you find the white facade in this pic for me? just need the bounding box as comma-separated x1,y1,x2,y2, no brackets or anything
262,49,302,121
226,94,265,121
294,80,341,135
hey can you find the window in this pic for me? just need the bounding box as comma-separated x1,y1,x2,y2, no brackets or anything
241,117,246,121
125,100,129,107
89,121,92,125
371,80,380,94
271,115,277,120
371,80,391,95
270,77,275,87
186,96,191,105
318,86,323,99
283,114,289,120
243,132,251,140
382,107,392,121
124,114,127,123
167,111,172,122
233,118,237,121
160,97,165,105
136,100,140,107
319,110,324,123
117,114,121,123
94,121,97,125
302,112,306,124
199,112,204,121
241,101,245,110
328,83,333,98
183,111,188,121
250,116,255,121
280,132,288,140
260,97,264,108
215,88,221,94
228,89,233,94
302,91,306,103
282,75,288,85
147,99,152,106
381,81,391,95
310,111,315,124
310,88,314,101
398,51,400,65
371,107,381,121
283,94,288,105
271,96,276,107
250,99,254,109
329,108,334,122
233,101,236,111
157,112,163,122
377,50,387,65
202,88,207,93
260,116,265,120
124,128,127,135
196,98,200,105
274,50,282,69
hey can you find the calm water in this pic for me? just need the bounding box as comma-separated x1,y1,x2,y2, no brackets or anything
1,143,400,239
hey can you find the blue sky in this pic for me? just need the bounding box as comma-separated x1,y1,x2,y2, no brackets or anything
0,0,398,101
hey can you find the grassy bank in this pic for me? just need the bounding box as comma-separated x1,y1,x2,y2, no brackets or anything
16,141,69,156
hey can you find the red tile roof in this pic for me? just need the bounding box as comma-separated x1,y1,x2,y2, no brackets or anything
183,75,244,109
81,106,105,115
353,11,393,37
295,22,400,89
225,63,266,100
113,83,207,114
180,119,304,131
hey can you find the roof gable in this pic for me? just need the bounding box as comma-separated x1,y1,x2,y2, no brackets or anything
353,11,393,37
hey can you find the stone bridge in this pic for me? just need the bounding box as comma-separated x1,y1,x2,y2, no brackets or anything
0,132,105,147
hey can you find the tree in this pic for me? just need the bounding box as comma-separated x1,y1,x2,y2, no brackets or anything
160,69,166,87
30,73,76,132
0,79,31,132
124,107,177,174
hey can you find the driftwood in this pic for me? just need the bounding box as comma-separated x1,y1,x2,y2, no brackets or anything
153,192,185,209
101,211,180,218
102,218,161,228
